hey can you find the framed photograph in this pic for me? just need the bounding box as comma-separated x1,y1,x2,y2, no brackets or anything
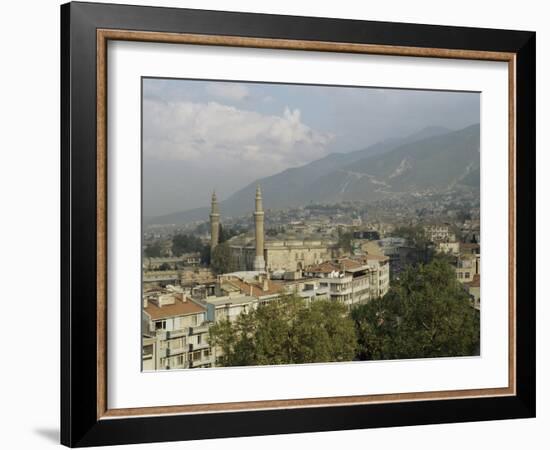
61,1,536,447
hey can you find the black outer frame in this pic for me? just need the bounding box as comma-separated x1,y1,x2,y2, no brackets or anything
60,1,536,447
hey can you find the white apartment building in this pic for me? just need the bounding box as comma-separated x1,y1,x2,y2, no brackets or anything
142,290,214,370
424,223,456,243
303,256,390,308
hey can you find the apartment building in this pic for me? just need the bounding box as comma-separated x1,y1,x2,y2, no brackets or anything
142,290,213,370
304,255,390,307
424,223,456,243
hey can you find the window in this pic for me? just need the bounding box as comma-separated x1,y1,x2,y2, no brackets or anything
155,320,166,330
176,355,185,366
193,350,201,361
193,315,198,326
203,349,210,358
197,334,202,345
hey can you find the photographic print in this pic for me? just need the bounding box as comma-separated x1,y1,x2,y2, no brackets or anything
141,78,481,371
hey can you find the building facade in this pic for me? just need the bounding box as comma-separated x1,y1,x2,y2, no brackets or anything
142,290,214,370
304,255,390,307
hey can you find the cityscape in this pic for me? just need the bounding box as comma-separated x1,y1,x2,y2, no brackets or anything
141,79,481,370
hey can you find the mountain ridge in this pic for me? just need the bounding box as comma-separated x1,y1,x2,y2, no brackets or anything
147,124,478,225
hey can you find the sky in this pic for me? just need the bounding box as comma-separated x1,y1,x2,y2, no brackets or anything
143,78,479,217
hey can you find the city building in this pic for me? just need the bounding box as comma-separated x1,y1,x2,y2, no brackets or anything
437,241,460,255
363,238,424,277
142,289,214,370
143,267,215,288
456,253,480,283
353,230,381,241
464,274,480,310
455,242,480,284
211,184,340,272
304,255,389,307
228,233,340,272
424,223,456,243
142,253,201,270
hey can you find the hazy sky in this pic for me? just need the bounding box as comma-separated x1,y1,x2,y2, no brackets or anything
143,78,479,217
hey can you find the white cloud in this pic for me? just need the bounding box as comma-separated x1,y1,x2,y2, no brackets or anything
204,83,250,101
143,99,333,176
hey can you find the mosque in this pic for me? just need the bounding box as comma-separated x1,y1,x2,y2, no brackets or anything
209,185,341,273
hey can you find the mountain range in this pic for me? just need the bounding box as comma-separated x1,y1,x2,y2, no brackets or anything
149,124,479,225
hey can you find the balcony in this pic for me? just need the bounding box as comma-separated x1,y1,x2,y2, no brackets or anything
165,328,190,339
188,341,210,352
188,324,210,335
189,355,215,368
158,346,187,358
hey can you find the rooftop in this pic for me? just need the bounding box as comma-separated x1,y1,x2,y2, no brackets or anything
205,293,257,307
467,274,480,288
144,298,205,321
224,277,284,297
305,258,367,274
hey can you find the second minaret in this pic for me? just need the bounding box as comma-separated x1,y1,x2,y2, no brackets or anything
253,184,265,271
210,191,220,254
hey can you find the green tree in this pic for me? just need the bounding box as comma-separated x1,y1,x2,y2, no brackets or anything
337,230,353,254
209,296,357,366
171,233,205,256
219,224,241,244
210,241,237,274
158,262,171,271
200,244,211,266
352,259,479,360
391,225,434,265
266,228,279,237
218,224,227,244
144,242,162,258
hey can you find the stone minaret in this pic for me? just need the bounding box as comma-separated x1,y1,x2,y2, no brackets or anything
253,184,266,271
210,191,220,253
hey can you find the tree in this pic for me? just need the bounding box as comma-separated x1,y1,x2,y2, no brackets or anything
209,296,357,367
144,242,162,258
219,224,240,244
392,225,429,248
218,223,227,244
200,244,211,266
352,259,479,360
266,228,279,237
391,225,434,265
171,233,205,256
337,230,353,254
210,241,237,274
456,209,472,223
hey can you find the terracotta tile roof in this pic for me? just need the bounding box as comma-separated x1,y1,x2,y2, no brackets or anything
226,277,284,297
144,298,205,321
340,259,364,270
305,261,340,274
468,274,480,288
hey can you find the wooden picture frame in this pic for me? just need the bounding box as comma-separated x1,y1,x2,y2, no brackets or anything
61,2,535,447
